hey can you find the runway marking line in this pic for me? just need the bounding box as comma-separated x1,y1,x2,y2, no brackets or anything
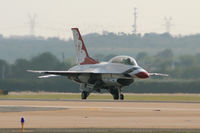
0,105,200,111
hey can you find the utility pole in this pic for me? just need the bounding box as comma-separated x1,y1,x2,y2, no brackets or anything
62,52,65,63
132,7,137,34
28,13,37,36
1,65,5,79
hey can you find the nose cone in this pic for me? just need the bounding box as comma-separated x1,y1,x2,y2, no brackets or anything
135,71,149,79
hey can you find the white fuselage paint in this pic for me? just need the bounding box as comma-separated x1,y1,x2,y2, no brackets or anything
67,62,148,87
69,62,133,74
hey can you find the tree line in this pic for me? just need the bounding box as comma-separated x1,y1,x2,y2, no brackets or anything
1,32,200,62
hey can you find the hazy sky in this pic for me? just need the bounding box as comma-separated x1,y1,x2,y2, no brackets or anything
0,0,200,39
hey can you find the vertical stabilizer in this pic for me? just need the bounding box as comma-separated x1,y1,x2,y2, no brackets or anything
72,28,98,65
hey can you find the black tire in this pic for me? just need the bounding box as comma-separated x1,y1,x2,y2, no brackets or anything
81,91,89,99
120,94,124,100
112,89,119,100
109,88,119,100
113,94,119,100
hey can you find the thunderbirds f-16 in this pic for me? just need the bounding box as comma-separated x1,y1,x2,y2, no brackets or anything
28,28,168,100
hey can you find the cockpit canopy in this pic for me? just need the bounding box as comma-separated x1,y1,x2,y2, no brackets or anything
109,56,138,66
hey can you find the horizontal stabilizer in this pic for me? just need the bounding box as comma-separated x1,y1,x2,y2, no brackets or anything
38,74,59,79
27,70,44,74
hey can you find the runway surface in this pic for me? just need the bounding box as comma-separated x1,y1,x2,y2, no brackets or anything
0,100,200,129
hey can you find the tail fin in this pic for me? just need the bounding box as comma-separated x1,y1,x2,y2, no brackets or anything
71,28,98,65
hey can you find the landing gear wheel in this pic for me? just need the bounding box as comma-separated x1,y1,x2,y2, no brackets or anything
109,88,119,100
81,91,89,99
120,94,124,100
113,93,119,100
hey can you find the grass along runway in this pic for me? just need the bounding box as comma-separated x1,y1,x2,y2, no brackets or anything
0,92,200,102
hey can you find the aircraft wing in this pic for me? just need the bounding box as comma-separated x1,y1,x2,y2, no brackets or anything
27,68,133,79
27,70,94,77
27,70,91,74
27,63,130,76
149,73,168,77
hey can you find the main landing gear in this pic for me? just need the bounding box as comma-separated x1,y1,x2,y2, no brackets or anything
80,83,93,100
81,89,124,100
81,91,90,99
80,83,124,100
109,87,124,100
120,93,124,100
